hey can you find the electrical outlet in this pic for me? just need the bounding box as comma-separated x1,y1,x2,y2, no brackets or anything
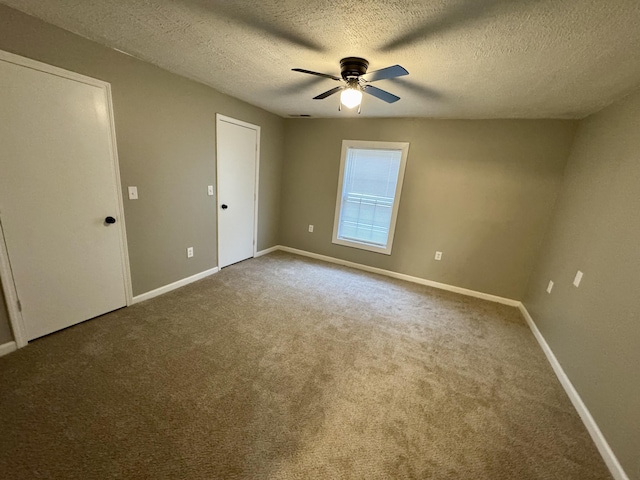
573,270,583,287
546,280,554,293
308,225,314,233
207,185,214,196
434,251,442,261
128,186,138,200
187,247,194,258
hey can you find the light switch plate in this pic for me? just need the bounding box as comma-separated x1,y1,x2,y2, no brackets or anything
308,225,314,233
128,186,138,200
207,185,214,196
573,270,583,287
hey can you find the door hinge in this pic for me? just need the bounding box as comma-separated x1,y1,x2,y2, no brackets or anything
17,299,22,312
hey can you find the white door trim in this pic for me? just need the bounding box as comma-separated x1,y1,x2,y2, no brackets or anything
0,49,133,348
215,114,261,265
0,218,28,348
103,76,134,307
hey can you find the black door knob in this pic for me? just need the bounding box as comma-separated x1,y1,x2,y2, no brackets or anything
221,204,228,210
105,216,116,224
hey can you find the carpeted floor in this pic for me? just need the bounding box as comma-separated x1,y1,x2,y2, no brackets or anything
0,251,611,479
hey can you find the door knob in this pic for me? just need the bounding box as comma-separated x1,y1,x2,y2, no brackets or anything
221,204,228,210
105,216,116,224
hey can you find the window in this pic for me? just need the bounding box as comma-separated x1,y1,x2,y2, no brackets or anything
332,140,409,255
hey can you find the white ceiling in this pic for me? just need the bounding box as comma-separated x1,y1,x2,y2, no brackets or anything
3,0,640,119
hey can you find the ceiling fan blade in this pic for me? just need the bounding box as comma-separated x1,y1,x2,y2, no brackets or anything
360,65,409,83
313,86,344,100
363,85,400,103
292,68,342,81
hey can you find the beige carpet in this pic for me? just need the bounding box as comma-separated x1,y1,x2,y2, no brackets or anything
0,251,611,479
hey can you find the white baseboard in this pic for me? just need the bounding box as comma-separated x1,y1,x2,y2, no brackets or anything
132,267,219,304
0,341,17,357
518,304,629,480
276,245,520,306
255,245,280,257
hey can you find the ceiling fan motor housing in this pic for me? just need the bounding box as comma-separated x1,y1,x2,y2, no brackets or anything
340,57,369,79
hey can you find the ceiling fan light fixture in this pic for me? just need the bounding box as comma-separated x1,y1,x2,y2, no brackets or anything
340,86,362,109
293,57,408,111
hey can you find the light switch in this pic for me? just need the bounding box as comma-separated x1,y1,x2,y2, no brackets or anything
573,270,583,287
128,186,138,200
207,185,214,196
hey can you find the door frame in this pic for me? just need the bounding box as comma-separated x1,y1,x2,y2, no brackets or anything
0,219,27,348
215,114,261,267
0,49,133,348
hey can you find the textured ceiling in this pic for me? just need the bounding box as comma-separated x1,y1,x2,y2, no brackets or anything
3,0,640,118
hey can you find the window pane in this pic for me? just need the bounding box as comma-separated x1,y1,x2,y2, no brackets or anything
337,147,402,247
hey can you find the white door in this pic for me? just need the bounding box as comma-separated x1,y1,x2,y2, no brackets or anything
0,52,129,341
216,115,259,269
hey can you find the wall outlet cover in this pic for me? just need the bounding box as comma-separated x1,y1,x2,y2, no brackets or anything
308,225,314,233
435,251,442,260
187,247,194,258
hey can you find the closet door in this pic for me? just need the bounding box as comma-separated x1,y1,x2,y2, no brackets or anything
0,52,129,341
216,115,259,269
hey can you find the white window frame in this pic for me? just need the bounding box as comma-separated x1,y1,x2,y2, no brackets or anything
332,139,410,255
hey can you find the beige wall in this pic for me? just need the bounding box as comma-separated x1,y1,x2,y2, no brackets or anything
523,89,640,479
280,118,576,299
0,4,284,315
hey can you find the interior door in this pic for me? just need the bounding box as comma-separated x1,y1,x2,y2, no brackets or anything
216,115,259,269
0,53,129,341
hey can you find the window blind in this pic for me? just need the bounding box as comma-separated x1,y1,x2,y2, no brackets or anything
336,147,403,247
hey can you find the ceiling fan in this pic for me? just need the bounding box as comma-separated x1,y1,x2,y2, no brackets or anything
292,57,409,113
